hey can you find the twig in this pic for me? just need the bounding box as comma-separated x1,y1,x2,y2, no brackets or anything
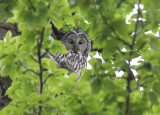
88,0,130,47
37,27,45,115
37,28,45,93
41,51,49,58
117,47,125,55
129,75,153,93
32,56,39,63
137,42,147,51
111,35,131,47
18,61,39,75
129,1,141,56
28,0,36,11
134,21,150,37
43,74,53,84
99,12,130,47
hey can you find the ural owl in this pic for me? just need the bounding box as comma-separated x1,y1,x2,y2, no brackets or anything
47,29,91,80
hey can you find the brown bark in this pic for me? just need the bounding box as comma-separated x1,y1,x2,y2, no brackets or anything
0,76,12,110
0,22,20,40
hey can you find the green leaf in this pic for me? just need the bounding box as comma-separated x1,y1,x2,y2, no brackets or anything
0,11,6,22
1,64,12,76
102,77,117,93
149,91,158,105
90,75,102,94
0,4,7,10
104,94,117,105
51,40,67,55
54,68,69,75
22,82,34,95
150,38,160,51
130,80,137,89
47,59,57,73
0,55,14,67
91,51,97,57
81,69,92,81
89,58,102,66
4,31,12,43
152,82,160,95
102,39,118,59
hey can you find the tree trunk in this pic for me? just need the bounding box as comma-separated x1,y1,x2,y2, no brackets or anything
0,76,12,110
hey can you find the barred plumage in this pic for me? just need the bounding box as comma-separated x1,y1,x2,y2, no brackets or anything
47,29,91,80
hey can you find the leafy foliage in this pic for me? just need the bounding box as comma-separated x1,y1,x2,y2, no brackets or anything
0,0,160,115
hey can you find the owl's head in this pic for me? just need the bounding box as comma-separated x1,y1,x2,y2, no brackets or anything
62,29,91,56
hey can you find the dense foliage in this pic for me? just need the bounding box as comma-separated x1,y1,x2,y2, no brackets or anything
0,0,160,114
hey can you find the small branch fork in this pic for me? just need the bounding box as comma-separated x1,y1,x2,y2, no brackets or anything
17,26,55,114
17,28,46,115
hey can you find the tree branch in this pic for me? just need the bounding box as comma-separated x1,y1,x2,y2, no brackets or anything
37,27,45,115
32,56,39,63
98,11,130,47
134,21,151,37
124,95,130,115
129,1,141,56
137,42,147,51
43,74,53,84
129,75,153,93
124,1,141,115
18,61,39,75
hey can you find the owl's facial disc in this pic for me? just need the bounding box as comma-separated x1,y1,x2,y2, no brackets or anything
65,33,88,54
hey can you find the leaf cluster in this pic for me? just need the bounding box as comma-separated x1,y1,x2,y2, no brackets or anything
0,0,160,115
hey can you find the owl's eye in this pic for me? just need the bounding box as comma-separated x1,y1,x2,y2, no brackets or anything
78,41,83,45
70,41,74,44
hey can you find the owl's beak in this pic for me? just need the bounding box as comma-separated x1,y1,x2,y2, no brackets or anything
74,45,78,53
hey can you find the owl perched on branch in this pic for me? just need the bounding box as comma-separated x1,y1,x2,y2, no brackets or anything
47,28,91,80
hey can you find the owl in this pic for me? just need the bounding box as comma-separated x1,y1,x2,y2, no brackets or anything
47,29,91,80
